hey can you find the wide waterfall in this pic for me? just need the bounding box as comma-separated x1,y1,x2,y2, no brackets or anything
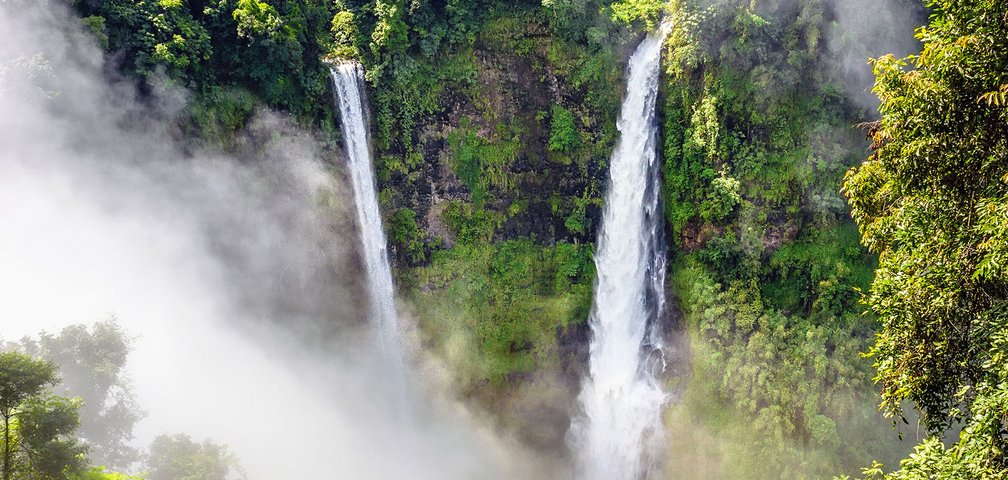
331,62,410,411
572,22,672,480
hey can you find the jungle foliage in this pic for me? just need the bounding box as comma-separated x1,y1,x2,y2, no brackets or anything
657,0,925,476
1,324,238,480
0,351,83,480
70,0,338,137
17,322,141,470
841,0,1008,478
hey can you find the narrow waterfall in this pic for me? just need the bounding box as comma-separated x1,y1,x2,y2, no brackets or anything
572,23,671,480
331,62,410,411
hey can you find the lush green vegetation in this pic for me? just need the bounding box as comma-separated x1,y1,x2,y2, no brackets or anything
841,0,1008,477
70,0,339,142
655,0,926,476
0,351,85,480
17,323,141,469
410,238,594,387
1,323,239,480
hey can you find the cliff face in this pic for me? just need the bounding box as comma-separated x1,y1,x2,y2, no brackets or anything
371,22,635,264
349,8,651,450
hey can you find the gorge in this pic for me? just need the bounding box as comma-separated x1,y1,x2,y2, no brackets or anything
2,0,1005,479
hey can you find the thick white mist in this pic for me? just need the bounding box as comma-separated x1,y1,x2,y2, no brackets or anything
572,23,671,480
0,2,547,479
0,159,377,477
330,62,410,412
827,0,924,111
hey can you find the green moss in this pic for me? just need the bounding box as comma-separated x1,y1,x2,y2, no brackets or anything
410,239,594,387
446,118,519,209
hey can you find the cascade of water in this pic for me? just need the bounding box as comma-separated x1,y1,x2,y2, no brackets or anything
572,22,672,480
330,62,410,412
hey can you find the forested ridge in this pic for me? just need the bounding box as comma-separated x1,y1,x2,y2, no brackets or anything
1,0,1006,478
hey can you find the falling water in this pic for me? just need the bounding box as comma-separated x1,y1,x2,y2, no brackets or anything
572,22,672,480
331,62,410,411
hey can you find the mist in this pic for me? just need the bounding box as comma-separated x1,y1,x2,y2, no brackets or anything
0,1,555,478
825,0,925,111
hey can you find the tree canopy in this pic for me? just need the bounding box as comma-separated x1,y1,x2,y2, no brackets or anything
19,321,142,469
146,434,237,480
0,351,86,480
843,0,1008,477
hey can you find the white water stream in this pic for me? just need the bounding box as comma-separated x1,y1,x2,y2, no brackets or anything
573,23,672,480
331,63,410,412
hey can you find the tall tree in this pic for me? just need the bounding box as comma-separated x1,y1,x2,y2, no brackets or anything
843,0,1008,477
0,352,57,480
20,321,143,469
17,396,87,480
0,352,58,480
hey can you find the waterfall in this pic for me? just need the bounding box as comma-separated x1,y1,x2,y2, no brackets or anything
331,62,410,411
572,22,672,480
